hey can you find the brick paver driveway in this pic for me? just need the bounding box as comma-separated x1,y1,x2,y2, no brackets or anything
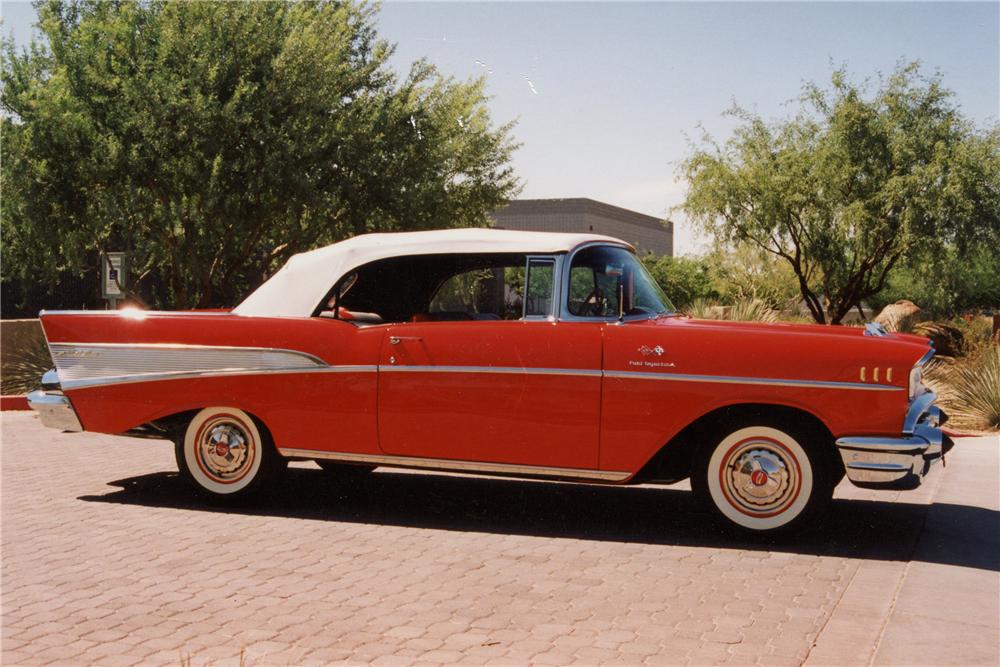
2,412,997,666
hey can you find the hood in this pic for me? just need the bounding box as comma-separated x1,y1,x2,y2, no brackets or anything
627,315,933,389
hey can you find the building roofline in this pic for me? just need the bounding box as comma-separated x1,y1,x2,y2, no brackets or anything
491,198,672,233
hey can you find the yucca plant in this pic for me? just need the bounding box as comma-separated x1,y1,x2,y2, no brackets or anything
686,298,724,320
0,336,53,395
931,345,1000,431
685,297,780,323
727,298,780,323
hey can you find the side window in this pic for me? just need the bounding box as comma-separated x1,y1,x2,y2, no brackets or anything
429,263,526,320
524,258,555,318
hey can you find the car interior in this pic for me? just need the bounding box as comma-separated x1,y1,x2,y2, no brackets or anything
316,253,538,325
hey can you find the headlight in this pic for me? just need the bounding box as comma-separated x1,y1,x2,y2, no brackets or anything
908,366,923,399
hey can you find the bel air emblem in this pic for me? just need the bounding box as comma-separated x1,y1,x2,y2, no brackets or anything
638,345,664,357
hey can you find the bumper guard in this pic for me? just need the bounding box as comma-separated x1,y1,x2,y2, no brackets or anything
835,391,954,489
27,389,84,432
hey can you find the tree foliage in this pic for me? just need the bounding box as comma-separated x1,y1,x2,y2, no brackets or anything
871,245,1000,316
1,0,520,310
682,63,1000,324
641,254,715,309
702,244,802,310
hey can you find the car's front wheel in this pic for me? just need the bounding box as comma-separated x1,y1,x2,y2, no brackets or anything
175,407,280,498
692,423,834,533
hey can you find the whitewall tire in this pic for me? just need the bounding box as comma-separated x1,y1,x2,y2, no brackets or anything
697,425,828,532
176,407,274,497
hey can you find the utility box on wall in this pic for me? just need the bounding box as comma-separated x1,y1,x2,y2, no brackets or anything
101,252,127,308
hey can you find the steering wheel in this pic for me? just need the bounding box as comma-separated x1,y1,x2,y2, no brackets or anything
579,288,608,316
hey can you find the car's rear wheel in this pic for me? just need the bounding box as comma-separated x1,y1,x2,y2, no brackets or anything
692,423,833,533
175,407,281,498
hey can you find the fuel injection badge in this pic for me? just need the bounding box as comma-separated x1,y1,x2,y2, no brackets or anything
631,345,676,368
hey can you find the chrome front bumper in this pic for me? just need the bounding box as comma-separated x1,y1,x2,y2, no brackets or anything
835,391,953,489
27,390,84,432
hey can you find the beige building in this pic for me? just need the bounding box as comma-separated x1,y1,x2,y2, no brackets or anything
489,198,673,256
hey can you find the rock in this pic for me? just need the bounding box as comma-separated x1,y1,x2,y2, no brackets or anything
874,300,922,331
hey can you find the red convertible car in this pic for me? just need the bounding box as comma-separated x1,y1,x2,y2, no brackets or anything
29,229,950,532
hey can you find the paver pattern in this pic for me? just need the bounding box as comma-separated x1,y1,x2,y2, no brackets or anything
1,412,996,666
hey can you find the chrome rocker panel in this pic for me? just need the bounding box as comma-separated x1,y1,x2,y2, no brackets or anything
27,390,84,432
835,391,953,489
280,447,633,483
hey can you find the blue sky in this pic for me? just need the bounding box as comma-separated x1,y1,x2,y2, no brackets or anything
3,1,998,253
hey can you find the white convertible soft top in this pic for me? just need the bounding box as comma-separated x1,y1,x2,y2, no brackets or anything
233,228,631,318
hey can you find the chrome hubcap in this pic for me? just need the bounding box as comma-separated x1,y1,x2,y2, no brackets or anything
725,443,795,512
198,422,251,481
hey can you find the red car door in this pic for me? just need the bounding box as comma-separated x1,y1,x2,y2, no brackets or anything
377,320,602,469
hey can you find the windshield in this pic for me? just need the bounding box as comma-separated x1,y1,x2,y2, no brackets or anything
567,246,675,317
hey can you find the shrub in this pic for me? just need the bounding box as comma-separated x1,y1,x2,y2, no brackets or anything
686,298,724,320
926,344,1000,431
703,245,802,311
872,246,1000,317
642,255,716,309
0,335,52,395
684,297,779,323
727,298,780,323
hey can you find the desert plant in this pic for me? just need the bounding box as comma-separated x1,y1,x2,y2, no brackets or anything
953,316,996,357
686,298,724,320
727,298,780,323
0,335,52,395
684,297,779,323
927,345,1000,431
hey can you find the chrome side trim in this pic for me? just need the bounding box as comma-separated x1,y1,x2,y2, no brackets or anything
40,309,231,316
49,342,331,390
603,370,902,392
51,341,327,364
380,365,603,378
279,447,633,482
49,340,905,394
27,390,83,432
59,365,377,391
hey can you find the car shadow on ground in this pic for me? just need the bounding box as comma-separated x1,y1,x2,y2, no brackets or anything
79,466,999,572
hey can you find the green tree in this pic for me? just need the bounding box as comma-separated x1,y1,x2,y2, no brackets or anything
872,245,1000,316
1,0,519,310
641,254,715,308
681,63,1000,324
702,244,802,310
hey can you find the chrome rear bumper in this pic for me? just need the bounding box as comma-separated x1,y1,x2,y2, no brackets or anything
27,390,83,432
835,391,953,489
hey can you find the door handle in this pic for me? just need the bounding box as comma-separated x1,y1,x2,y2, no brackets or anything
389,336,422,345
